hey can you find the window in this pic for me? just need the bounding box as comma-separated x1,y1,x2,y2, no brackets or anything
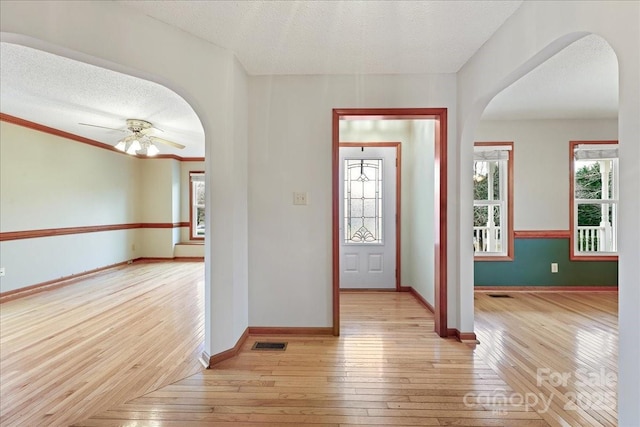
344,158,383,244
570,141,618,259
190,172,205,240
473,143,513,260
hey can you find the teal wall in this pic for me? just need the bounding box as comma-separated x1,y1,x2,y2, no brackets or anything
474,238,618,286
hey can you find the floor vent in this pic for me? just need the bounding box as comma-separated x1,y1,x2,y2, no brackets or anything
252,342,287,351
488,294,513,298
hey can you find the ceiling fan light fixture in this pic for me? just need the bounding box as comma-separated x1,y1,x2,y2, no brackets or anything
136,140,159,157
126,139,141,155
85,118,185,155
114,140,126,151
147,143,160,157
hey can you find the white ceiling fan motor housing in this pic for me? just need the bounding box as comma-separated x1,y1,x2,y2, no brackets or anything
126,119,153,133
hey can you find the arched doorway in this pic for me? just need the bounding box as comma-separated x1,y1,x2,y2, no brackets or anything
462,33,622,426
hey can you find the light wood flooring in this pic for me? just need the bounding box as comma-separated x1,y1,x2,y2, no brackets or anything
0,261,205,427
1,262,618,426
474,291,618,427
80,292,547,426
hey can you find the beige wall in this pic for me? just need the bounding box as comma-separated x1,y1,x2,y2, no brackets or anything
0,121,141,230
139,158,179,258
0,121,202,292
0,121,140,292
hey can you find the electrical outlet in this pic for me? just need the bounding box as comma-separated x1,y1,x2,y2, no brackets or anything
293,192,308,205
551,263,558,273
0,267,5,277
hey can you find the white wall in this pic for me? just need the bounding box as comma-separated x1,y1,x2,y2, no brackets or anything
0,121,140,292
231,57,249,343
203,55,250,353
475,118,618,230
404,120,436,305
458,2,640,424
248,74,455,327
340,119,412,144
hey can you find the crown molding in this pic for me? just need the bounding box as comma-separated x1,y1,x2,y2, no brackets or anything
0,113,204,162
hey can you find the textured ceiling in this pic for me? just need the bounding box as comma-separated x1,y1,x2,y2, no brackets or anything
0,2,619,158
483,34,619,120
117,0,523,75
0,42,204,157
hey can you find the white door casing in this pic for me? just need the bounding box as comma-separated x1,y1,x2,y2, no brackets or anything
339,146,397,289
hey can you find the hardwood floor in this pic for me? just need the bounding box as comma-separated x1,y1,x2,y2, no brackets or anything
474,291,618,427
79,292,546,426
1,266,618,426
0,261,205,427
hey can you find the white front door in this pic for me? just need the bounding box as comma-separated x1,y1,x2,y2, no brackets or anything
339,146,396,289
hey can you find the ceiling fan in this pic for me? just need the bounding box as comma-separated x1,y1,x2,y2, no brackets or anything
79,119,185,156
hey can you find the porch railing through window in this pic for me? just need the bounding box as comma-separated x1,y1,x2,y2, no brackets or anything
572,143,618,256
473,226,502,253
576,224,616,253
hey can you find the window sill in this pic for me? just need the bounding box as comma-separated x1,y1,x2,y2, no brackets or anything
570,254,618,261
474,255,514,262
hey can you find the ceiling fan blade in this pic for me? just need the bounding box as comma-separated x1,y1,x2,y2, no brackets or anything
78,123,127,132
149,136,185,150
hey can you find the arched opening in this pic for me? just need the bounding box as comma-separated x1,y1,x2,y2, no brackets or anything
0,34,208,426
465,33,620,426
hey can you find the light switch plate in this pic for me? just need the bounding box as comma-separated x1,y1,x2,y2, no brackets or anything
293,192,308,205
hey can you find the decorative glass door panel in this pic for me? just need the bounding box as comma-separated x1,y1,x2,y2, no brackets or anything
344,159,383,244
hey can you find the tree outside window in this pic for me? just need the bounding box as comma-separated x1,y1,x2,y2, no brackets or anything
473,143,513,260
571,141,618,259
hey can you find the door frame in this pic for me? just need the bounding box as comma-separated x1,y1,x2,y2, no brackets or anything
339,142,402,291
332,108,448,337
